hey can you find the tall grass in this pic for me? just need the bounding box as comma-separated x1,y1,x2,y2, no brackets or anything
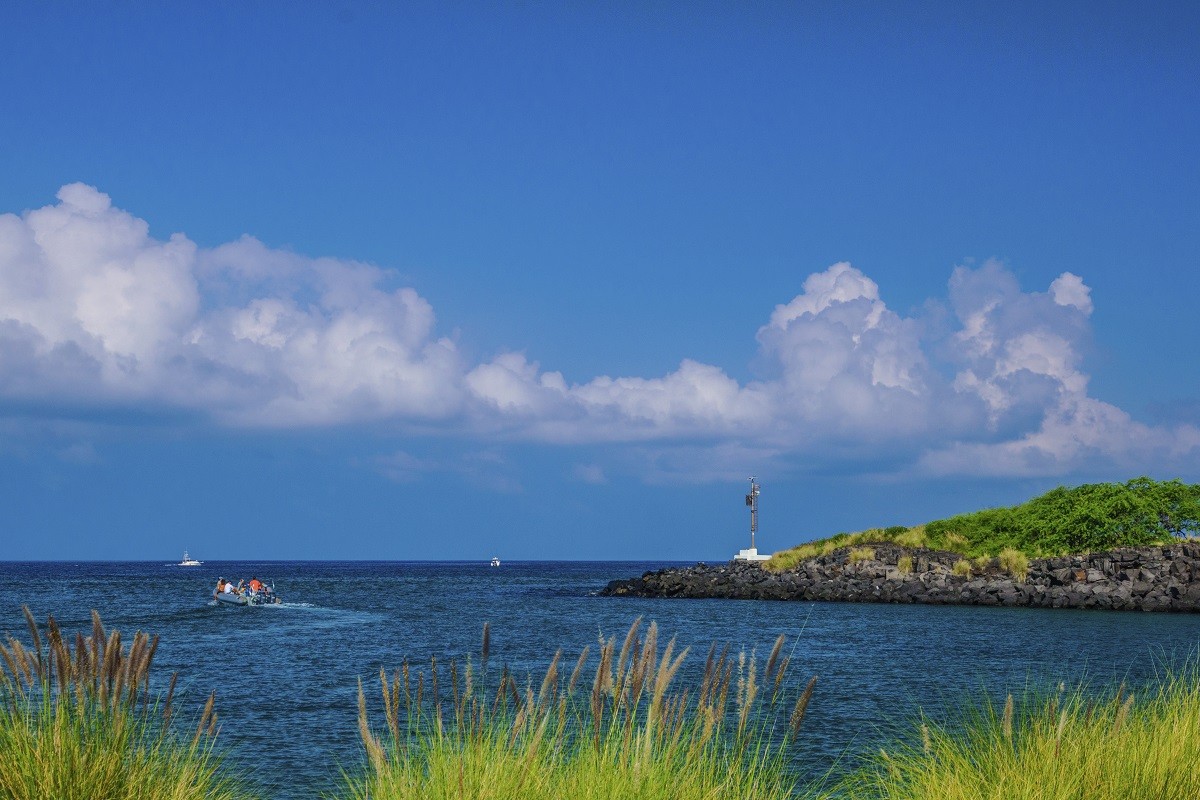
0,607,244,800
343,618,819,800
10,605,1200,800
998,547,1030,581
767,542,824,571
893,526,929,549
765,523,1001,574
768,530,895,571
847,547,876,564
835,663,1200,800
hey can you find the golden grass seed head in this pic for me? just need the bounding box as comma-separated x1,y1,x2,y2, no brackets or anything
1002,693,1014,741
765,634,785,682
790,675,817,736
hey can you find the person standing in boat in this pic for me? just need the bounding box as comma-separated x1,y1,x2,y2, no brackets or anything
248,577,263,594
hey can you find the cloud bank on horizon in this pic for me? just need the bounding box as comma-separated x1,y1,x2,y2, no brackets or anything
2,184,1197,480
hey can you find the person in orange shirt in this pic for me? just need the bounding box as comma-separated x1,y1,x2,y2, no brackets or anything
248,577,264,593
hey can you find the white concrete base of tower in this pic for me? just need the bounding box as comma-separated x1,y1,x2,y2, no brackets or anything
734,547,771,562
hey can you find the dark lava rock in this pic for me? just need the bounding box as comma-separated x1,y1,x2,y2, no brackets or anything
599,543,1200,613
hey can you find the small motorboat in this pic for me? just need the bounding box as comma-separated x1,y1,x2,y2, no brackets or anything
214,591,279,606
490,557,501,567
212,578,281,606
179,551,203,566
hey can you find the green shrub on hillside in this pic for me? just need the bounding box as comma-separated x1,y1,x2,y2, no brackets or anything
925,477,1200,556
765,477,1199,571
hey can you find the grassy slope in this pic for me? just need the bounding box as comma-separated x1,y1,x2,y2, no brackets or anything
767,477,1200,572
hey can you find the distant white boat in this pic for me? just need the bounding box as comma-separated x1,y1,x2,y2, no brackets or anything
179,551,203,567
491,557,501,567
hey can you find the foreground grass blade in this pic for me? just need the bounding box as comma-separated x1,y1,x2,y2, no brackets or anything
343,619,818,800
0,607,251,800
833,660,1200,800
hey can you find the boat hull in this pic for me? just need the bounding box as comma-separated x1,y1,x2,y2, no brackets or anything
213,591,280,606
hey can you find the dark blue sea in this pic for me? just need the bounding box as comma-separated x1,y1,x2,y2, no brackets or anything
2,560,1199,798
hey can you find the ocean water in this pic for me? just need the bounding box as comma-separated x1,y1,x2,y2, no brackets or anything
2,560,1199,798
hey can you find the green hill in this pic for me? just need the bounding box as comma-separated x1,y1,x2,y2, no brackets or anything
766,477,1200,572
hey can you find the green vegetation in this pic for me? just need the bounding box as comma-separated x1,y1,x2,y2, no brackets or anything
8,606,1200,800
767,526,930,572
342,618,814,800
998,547,1030,581
767,477,1200,572
847,546,876,564
924,477,1200,556
834,664,1200,800
768,530,900,572
0,608,243,800
893,527,928,549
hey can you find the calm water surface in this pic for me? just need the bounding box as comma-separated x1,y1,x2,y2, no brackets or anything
2,560,1198,798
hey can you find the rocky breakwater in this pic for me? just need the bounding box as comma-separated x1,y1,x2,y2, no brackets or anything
602,542,1200,612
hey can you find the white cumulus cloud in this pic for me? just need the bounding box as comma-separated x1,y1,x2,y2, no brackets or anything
1,184,1197,481
0,184,465,426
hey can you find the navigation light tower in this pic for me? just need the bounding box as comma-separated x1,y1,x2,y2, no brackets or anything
734,476,769,561
746,476,760,550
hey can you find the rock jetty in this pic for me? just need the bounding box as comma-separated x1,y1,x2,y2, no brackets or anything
602,542,1200,612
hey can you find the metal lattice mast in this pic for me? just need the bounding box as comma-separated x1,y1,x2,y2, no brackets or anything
746,477,760,550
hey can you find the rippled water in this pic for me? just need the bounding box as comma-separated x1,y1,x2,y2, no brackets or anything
2,560,1199,798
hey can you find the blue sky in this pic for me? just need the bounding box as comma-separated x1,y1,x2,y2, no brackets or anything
1,2,1198,560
